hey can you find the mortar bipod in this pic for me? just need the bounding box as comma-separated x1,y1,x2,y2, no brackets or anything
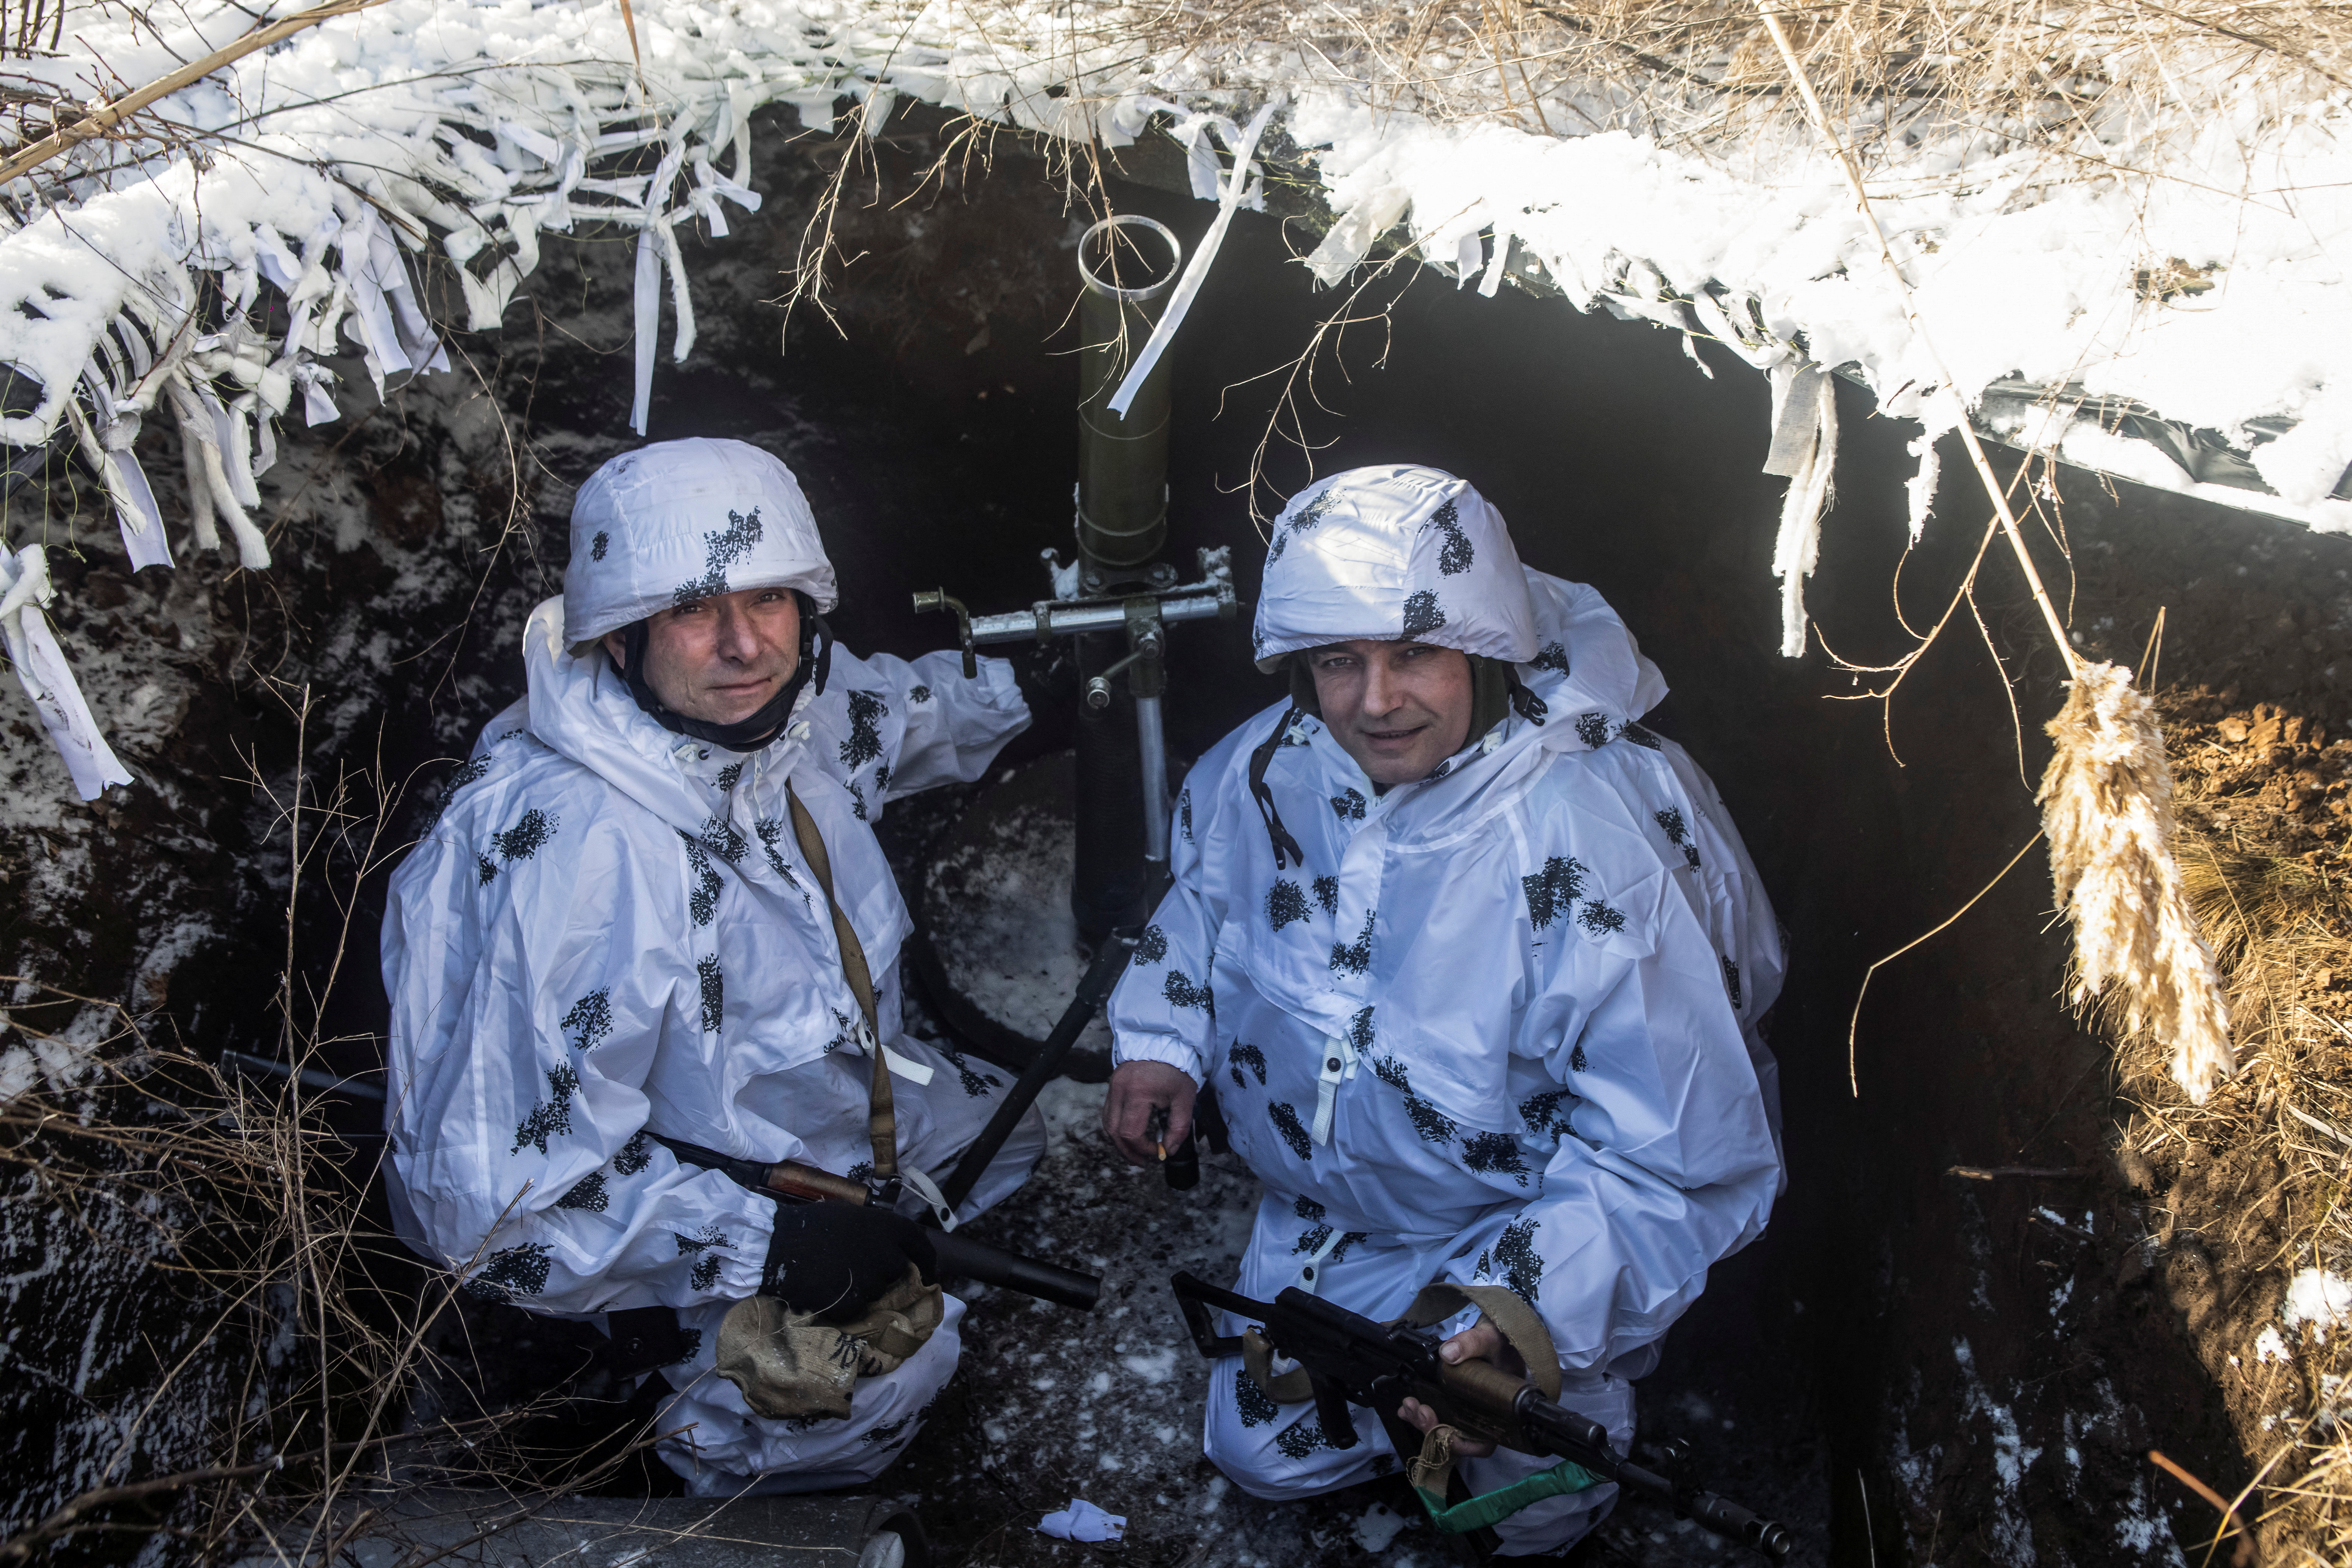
913,545,1236,877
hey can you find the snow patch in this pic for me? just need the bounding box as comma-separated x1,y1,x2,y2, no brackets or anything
1121,1347,1178,1384
2282,1268,2352,1341
1952,1337,2040,1565
1354,1502,1410,1552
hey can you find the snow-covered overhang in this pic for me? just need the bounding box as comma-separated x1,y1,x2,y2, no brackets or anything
0,0,2344,794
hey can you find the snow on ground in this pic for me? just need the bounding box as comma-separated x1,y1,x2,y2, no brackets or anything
875,1063,1820,1564
922,791,1113,1057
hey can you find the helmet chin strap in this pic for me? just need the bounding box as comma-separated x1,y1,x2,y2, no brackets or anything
619,592,833,754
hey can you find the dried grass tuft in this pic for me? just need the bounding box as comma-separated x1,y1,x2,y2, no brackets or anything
2042,660,2236,1102
2108,698,2352,1561
1081,0,2352,175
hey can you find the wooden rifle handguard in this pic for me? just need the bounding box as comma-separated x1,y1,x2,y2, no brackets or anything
760,1159,873,1206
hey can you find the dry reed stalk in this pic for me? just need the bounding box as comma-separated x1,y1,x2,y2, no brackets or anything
2040,662,2234,1100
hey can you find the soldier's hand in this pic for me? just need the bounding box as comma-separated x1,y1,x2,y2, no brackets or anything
1397,1315,1524,1458
760,1200,937,1321
1102,1061,1196,1166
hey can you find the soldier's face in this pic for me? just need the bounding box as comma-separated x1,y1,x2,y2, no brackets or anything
607,587,801,724
1306,639,1473,786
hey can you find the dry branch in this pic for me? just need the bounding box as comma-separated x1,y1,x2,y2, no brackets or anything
0,0,393,190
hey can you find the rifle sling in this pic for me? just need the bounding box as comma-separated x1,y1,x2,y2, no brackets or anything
786,782,896,1181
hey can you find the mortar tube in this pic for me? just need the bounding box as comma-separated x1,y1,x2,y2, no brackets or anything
1071,652,1148,941
1136,692,1169,869
1075,216,1181,573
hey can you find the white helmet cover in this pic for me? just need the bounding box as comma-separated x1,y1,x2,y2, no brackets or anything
563,437,839,646
1250,465,1538,672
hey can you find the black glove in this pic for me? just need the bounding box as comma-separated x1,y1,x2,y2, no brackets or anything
760,1201,938,1322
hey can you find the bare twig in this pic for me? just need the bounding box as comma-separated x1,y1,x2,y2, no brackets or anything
0,0,394,189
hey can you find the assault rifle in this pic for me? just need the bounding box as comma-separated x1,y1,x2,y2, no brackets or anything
1170,1273,1793,1561
652,1134,1102,1312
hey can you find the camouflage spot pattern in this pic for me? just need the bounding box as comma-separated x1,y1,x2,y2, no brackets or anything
1654,806,1699,868
466,1242,553,1301
614,1131,653,1175
675,1225,736,1292
1329,909,1376,976
1313,875,1339,916
511,1063,581,1155
1519,1087,1576,1137
940,1046,1003,1098
1135,925,1168,964
1373,1054,1456,1145
672,505,763,607
1275,1410,1348,1459
555,1170,609,1212
1330,788,1365,821
753,818,808,903
697,954,724,1034
1574,713,1612,749
1532,641,1570,674
1164,969,1213,1015
680,833,722,926
1578,901,1627,936
1490,1216,1544,1302
1236,1371,1279,1428
840,690,888,770
561,989,613,1051
1268,1101,1312,1160
1229,1042,1268,1088
492,808,558,862
1723,955,1743,1009
693,822,745,868
1401,590,1445,638
1461,1130,1531,1186
1523,855,1588,931
428,754,492,826
1266,879,1310,931
1426,498,1474,575
590,530,610,561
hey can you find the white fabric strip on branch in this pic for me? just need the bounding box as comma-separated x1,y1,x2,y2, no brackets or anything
0,546,131,799
1762,361,1838,659
63,396,171,571
1107,99,1280,419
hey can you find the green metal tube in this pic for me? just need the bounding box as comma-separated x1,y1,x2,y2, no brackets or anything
1076,215,1181,571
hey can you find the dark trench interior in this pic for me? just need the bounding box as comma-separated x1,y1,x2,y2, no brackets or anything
114,116,2352,1564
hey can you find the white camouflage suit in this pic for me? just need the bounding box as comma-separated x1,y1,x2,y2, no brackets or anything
1108,466,1785,1554
381,439,1043,1495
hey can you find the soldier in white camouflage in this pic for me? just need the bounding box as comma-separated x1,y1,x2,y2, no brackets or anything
1102,464,1786,1554
382,438,1043,1495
